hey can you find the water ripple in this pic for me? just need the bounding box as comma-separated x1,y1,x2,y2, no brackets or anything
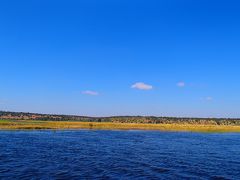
0,130,239,179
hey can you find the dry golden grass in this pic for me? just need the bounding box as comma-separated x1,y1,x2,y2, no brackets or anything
1,120,240,132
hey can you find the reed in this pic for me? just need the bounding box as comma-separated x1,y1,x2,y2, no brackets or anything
1,120,240,132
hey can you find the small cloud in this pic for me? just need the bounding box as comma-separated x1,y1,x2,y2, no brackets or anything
131,82,153,90
205,97,213,101
82,90,99,96
201,96,213,102
177,82,185,87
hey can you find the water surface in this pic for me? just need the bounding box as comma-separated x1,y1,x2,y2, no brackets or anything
0,130,239,179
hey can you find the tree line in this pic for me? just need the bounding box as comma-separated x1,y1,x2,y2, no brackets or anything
1,111,240,125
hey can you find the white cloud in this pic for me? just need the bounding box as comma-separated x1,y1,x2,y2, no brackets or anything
205,97,213,101
82,90,99,96
177,82,185,87
200,97,213,102
131,82,153,90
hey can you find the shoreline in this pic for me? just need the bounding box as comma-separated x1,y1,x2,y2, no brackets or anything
1,120,240,133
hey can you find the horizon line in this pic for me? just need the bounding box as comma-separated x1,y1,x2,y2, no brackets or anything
0,110,239,120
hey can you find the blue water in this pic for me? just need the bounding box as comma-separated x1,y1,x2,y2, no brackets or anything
0,130,239,180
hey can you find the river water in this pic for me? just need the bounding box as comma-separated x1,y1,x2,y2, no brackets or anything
0,130,239,179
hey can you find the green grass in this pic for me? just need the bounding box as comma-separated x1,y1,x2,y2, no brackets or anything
0,119,11,122
0,120,240,133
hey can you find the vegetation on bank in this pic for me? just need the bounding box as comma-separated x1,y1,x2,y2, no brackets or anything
1,111,240,126
0,120,240,132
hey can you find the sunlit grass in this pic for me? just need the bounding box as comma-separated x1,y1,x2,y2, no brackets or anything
0,120,240,132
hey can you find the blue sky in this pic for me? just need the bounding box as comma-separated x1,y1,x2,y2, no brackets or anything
0,0,240,117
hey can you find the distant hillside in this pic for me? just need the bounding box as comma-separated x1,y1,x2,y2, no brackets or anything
0,111,240,125
0,111,92,121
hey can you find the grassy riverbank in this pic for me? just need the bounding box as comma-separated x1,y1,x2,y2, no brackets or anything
1,120,240,132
